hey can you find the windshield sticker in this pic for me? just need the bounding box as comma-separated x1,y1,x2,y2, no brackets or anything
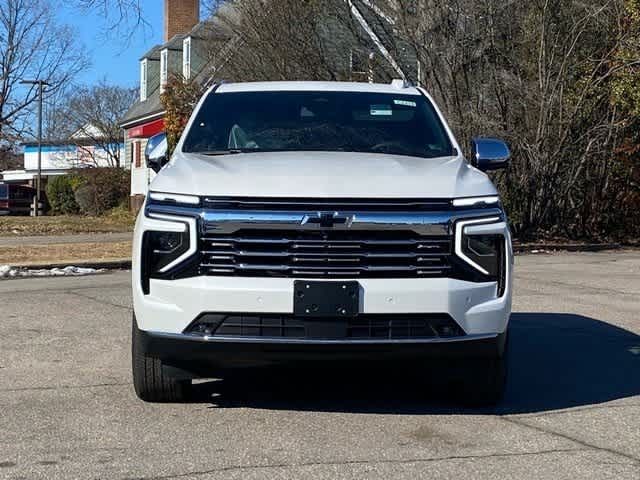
370,104,392,116
394,99,417,107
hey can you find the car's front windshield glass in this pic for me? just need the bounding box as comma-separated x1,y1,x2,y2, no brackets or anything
182,91,454,159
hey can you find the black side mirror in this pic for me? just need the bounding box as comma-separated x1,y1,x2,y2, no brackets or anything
472,138,510,171
145,132,168,173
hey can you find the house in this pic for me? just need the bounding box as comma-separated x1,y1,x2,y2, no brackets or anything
0,124,125,186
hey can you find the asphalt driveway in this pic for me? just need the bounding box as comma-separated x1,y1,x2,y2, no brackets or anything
0,251,638,479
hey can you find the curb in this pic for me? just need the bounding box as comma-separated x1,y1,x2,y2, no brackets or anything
10,259,132,271
513,243,622,253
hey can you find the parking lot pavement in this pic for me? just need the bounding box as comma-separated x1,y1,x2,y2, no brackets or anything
0,251,638,480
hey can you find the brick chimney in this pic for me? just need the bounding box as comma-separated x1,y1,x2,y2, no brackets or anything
164,0,199,42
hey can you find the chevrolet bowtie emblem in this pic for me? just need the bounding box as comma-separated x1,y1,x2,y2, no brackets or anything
301,212,354,228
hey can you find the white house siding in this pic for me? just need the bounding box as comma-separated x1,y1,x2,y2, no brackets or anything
23,144,125,171
127,133,156,200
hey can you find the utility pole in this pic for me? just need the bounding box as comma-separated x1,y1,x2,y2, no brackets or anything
20,79,50,217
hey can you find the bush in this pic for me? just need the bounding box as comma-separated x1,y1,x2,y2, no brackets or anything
74,184,96,216
73,168,129,216
46,175,80,214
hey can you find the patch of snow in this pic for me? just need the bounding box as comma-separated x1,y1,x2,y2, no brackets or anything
0,265,105,279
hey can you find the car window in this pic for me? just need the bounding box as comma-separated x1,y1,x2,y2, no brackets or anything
0,184,7,199
182,91,454,159
13,186,29,199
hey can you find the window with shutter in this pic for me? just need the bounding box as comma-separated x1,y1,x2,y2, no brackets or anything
160,49,168,93
140,60,148,101
183,37,192,80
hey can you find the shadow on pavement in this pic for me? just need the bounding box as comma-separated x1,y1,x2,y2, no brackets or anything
191,313,640,415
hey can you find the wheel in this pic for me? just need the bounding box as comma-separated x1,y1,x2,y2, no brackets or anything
459,334,509,406
131,315,191,403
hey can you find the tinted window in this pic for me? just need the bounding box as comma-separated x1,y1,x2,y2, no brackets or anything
0,185,7,199
183,91,454,159
12,186,33,200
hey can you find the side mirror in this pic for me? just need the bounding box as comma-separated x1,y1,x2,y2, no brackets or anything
145,132,168,173
472,138,510,171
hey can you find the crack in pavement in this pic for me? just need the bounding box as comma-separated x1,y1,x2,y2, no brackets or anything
122,447,590,480
500,416,640,464
68,290,132,312
0,382,130,393
514,275,638,297
516,257,629,267
0,283,131,296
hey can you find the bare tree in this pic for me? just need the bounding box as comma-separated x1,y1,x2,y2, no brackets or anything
0,146,20,170
51,81,137,168
0,0,88,152
79,0,225,26
202,0,226,17
75,0,146,39
387,0,640,239
213,0,372,81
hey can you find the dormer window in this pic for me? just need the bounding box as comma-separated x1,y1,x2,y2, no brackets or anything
183,37,192,80
160,49,168,93
140,59,148,101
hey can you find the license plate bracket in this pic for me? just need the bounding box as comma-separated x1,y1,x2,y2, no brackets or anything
293,281,360,318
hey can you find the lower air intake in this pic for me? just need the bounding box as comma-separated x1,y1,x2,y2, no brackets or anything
184,313,465,340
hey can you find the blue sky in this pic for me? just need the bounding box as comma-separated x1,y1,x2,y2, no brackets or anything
57,0,164,88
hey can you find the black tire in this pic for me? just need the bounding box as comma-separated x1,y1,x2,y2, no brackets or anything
458,335,509,406
132,315,191,403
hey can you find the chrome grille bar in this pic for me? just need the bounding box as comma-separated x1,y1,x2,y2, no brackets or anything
199,230,452,278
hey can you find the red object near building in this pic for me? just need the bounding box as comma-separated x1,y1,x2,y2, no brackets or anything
128,119,165,139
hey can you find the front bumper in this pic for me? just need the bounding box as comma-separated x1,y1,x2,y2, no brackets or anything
133,275,512,336
138,326,508,375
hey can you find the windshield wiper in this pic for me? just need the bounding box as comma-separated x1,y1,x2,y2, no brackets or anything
193,149,246,156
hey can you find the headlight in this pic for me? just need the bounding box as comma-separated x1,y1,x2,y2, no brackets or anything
140,214,197,294
455,217,508,297
462,234,503,276
149,192,200,206
145,230,190,273
452,196,500,208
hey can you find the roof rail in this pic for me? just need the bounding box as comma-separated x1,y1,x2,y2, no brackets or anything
390,79,413,89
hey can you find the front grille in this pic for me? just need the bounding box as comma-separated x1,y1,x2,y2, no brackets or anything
185,313,465,340
199,230,452,278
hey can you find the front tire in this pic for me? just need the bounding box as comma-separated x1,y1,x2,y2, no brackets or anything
459,334,509,406
132,315,191,403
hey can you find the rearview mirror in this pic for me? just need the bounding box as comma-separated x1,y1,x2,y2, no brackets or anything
145,132,168,173
472,138,510,172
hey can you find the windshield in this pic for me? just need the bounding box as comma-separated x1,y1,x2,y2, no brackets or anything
182,91,454,159
0,184,7,199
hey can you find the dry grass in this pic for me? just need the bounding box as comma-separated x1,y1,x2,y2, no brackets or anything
0,241,132,266
0,213,135,237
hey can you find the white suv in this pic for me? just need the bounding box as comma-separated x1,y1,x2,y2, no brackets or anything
132,81,513,404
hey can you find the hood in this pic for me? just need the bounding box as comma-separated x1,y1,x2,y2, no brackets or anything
150,151,498,199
